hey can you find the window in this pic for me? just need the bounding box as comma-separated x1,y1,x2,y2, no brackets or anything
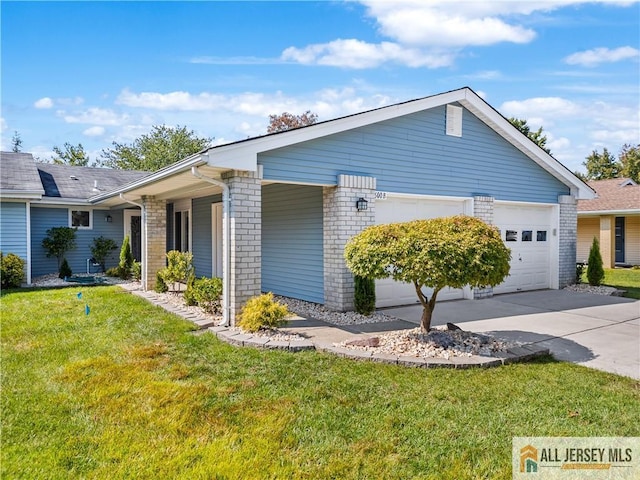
505,230,518,242
536,230,547,242
174,210,190,252
522,230,533,242
69,209,92,229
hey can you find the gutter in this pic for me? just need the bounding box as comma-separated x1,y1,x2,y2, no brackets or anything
191,166,231,327
119,194,147,291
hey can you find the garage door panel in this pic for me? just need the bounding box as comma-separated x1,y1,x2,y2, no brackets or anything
375,195,467,307
494,204,553,295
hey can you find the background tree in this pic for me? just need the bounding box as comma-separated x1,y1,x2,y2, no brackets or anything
100,125,212,171
583,147,620,180
52,142,90,166
619,143,640,183
267,111,318,133
344,215,511,332
11,131,22,152
508,118,551,154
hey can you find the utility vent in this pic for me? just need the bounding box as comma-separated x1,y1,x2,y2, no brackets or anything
446,104,463,137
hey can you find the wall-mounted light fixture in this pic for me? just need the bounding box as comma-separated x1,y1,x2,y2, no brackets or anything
356,197,368,212
105,214,113,223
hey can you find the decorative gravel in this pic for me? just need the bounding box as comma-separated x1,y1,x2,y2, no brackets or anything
31,273,133,287
563,284,620,296
275,295,400,326
339,327,518,359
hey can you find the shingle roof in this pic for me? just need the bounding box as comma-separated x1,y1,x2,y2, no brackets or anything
35,163,148,200
0,151,149,201
577,178,640,213
0,152,45,196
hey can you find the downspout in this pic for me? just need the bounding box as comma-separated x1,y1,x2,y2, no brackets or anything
26,202,32,285
191,166,231,326
120,193,147,290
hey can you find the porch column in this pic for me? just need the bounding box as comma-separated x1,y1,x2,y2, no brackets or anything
473,195,495,299
222,170,261,324
142,195,166,291
559,194,578,286
599,215,615,269
323,174,376,311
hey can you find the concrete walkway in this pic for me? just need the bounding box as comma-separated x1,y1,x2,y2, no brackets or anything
382,290,640,379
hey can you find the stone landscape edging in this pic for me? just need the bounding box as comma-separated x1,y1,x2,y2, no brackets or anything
207,325,550,369
124,285,550,369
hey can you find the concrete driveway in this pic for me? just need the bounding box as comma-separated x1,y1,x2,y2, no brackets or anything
382,290,640,379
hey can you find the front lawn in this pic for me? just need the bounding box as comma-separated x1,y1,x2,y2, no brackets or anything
604,267,640,299
2,286,639,479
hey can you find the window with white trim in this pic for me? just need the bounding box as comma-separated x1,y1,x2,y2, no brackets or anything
69,209,92,229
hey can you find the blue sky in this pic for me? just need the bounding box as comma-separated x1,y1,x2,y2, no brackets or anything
2,1,638,173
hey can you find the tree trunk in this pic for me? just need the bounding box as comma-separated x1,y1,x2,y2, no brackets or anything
420,306,433,332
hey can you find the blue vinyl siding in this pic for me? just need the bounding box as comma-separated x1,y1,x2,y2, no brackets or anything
31,207,125,276
259,105,570,203
192,194,222,278
0,202,28,260
262,184,323,303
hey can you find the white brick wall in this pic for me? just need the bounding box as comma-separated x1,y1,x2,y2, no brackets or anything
222,170,262,323
323,175,376,311
558,195,577,287
473,195,495,299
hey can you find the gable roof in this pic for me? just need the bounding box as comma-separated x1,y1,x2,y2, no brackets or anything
0,152,45,198
578,178,640,214
0,151,148,204
91,87,594,206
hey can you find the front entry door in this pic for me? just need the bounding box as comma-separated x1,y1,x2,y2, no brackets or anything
124,209,142,262
615,217,625,264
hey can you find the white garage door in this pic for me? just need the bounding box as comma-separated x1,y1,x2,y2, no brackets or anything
374,195,469,307
494,203,554,294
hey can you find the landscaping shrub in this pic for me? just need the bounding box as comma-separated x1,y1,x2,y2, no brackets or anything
587,237,605,286
158,250,194,291
183,274,197,306
132,261,141,281
0,252,25,289
42,226,76,270
191,277,223,314
238,292,290,332
154,271,168,293
576,262,586,283
90,236,118,272
118,235,134,279
59,258,72,279
105,266,121,277
354,275,376,315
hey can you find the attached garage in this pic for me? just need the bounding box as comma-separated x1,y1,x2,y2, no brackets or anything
374,194,472,307
493,202,557,294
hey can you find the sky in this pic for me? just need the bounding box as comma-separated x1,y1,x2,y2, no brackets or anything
1,1,639,174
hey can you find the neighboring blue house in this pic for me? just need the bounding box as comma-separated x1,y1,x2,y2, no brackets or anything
1,87,594,325
0,153,147,283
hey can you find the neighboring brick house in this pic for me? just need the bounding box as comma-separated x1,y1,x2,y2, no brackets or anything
1,87,594,325
577,178,640,267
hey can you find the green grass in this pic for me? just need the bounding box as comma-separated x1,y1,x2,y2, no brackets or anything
2,286,639,479
604,268,640,299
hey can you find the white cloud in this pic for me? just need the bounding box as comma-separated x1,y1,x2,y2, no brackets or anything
0,117,6,132
282,39,455,69
34,97,54,109
59,107,130,126
115,87,394,119
564,46,640,67
361,1,537,47
500,97,581,122
83,126,105,137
